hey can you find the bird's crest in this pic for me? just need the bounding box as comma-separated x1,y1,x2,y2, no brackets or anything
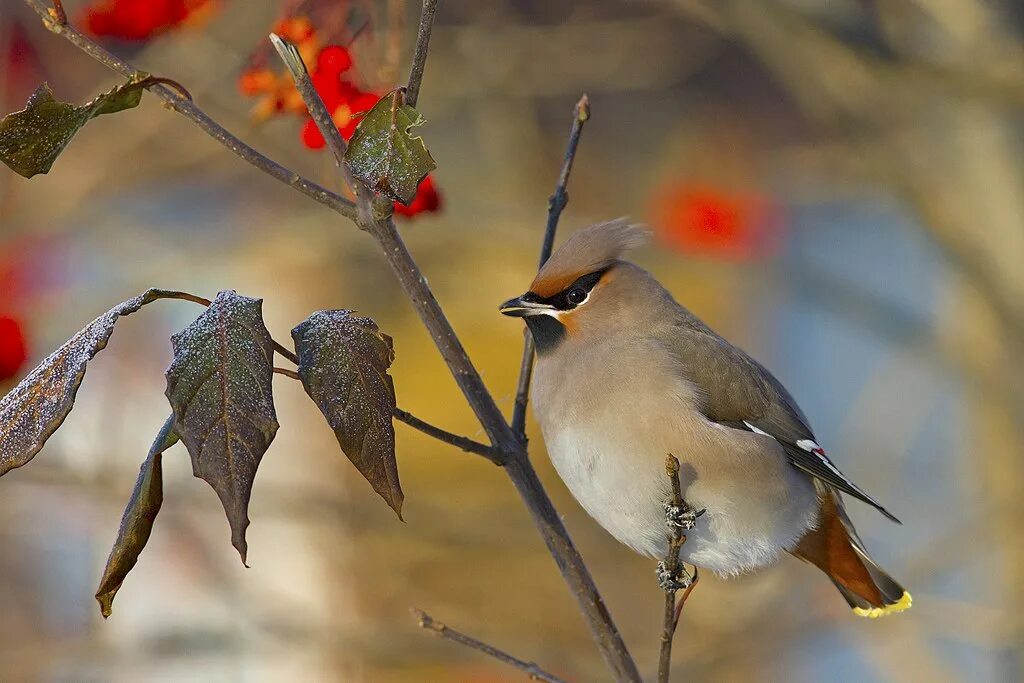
531,219,648,296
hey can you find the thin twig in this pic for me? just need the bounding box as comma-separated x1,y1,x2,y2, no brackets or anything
269,33,349,170
273,367,301,380
27,3,642,679
392,408,498,462
404,0,439,108
413,608,568,683
511,94,591,437
22,0,358,222
269,30,381,227
658,455,695,683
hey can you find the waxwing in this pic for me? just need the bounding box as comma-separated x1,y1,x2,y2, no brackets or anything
500,219,910,617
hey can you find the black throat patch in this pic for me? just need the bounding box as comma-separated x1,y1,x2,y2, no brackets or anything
525,314,566,354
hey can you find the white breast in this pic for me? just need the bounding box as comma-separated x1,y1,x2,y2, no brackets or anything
533,340,819,576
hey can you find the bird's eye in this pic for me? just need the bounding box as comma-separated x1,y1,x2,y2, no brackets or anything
566,288,587,305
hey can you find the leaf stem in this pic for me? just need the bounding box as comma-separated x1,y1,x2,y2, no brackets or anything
152,289,212,307
511,94,590,437
412,608,568,683
404,0,439,108
273,367,301,380
272,342,299,365
392,407,497,462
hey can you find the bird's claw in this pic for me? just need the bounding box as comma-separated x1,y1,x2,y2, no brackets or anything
664,502,703,531
656,561,694,592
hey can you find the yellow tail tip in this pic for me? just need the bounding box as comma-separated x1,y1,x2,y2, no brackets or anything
853,591,912,618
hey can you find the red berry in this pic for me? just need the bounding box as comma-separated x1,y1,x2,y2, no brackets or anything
0,316,28,381
394,175,442,218
317,45,352,75
300,118,326,149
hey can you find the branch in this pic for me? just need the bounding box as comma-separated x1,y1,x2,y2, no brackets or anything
27,2,642,678
273,367,301,380
511,94,590,437
657,455,699,683
404,0,439,108
22,0,358,223
392,408,498,462
413,608,568,683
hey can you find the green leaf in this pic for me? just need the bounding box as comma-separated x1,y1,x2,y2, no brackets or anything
343,89,436,205
165,290,279,565
0,77,149,178
95,415,179,619
292,310,403,517
0,289,187,477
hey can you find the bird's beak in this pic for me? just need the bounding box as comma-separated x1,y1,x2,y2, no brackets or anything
499,295,555,317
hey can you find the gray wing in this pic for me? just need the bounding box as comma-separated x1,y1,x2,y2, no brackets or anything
663,318,900,524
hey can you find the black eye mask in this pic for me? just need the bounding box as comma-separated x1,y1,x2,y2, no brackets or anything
524,269,607,311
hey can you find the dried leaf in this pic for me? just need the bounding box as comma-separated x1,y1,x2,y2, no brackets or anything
0,78,149,178
292,310,403,517
343,89,436,205
165,290,278,564
0,289,184,477
95,415,179,618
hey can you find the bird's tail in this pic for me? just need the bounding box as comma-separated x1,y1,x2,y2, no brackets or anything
792,491,911,618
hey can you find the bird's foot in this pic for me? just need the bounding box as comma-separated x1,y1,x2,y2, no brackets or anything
656,561,694,592
663,501,703,531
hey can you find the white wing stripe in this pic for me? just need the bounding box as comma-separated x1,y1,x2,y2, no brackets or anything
795,438,873,497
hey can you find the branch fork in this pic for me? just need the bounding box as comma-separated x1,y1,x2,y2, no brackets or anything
25,0,643,680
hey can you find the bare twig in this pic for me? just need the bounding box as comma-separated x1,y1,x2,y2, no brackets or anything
269,34,349,171
404,0,439,108
413,608,568,683
27,2,642,679
658,455,697,683
511,94,591,437
392,408,498,461
22,0,358,222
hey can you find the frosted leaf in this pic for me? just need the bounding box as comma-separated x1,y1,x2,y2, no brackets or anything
292,310,403,517
165,290,278,565
0,288,180,477
0,79,148,178
95,415,179,618
343,90,436,205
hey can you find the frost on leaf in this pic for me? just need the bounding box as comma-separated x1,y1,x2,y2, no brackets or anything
292,310,403,518
343,89,436,205
95,415,179,618
165,290,278,564
0,289,178,477
0,78,149,178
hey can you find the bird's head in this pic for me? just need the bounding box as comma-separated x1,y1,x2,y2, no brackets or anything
500,219,649,353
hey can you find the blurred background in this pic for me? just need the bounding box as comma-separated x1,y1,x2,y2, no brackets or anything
1,0,1022,680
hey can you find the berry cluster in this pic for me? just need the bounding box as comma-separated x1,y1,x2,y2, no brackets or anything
239,18,441,218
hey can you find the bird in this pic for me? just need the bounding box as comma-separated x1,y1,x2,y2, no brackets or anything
500,219,910,617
